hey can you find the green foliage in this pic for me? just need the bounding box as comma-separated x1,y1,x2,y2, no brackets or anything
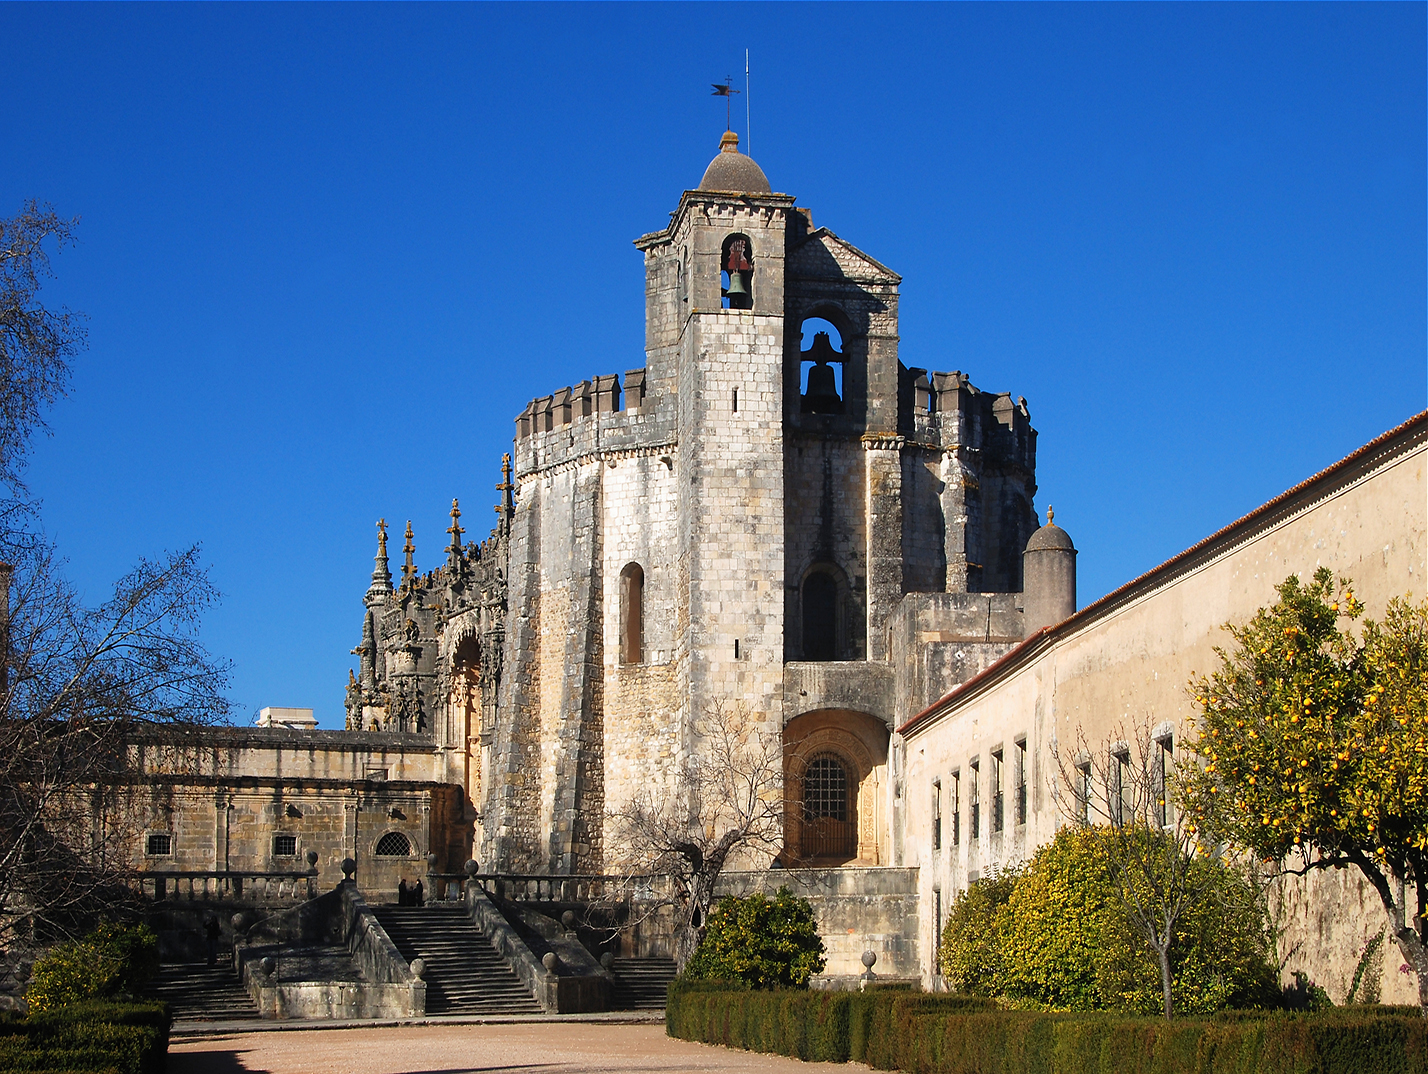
1000,827,1113,1009
0,999,168,1074
667,984,1428,1074
939,826,1276,1014
683,887,826,989
25,923,160,1013
936,866,1019,996
1183,570,1428,873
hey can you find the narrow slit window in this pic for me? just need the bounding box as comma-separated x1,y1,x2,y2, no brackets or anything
991,749,1005,833
932,779,942,852
620,563,645,665
1015,738,1028,826
1154,734,1173,828
951,770,961,846
970,760,981,840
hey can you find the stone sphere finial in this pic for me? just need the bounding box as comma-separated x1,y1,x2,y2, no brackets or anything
861,950,877,969
231,912,247,931
561,910,576,929
542,952,558,973
259,957,276,976
306,850,319,869
464,859,480,876
341,857,356,880
410,958,426,978
600,952,615,969
426,852,439,869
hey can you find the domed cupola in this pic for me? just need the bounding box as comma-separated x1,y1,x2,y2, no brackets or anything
698,131,771,194
1022,507,1077,634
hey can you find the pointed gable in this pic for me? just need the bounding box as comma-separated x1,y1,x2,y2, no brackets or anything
788,228,901,287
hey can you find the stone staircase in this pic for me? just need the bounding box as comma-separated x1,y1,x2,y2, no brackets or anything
609,956,676,1010
147,960,261,1021
372,903,542,1015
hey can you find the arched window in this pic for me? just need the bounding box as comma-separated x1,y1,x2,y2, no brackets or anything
802,753,855,859
721,234,753,310
620,563,645,664
799,318,844,413
802,570,838,661
374,831,412,857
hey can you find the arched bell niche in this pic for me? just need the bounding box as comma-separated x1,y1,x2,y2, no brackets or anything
799,317,844,414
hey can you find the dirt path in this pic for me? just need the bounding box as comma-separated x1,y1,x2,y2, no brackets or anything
169,1021,868,1074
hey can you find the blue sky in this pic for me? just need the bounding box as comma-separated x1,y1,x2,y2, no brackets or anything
3,3,1423,728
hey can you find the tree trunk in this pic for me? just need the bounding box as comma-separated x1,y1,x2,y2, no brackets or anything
1157,943,1174,1018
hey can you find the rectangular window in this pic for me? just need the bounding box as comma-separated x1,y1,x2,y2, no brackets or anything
970,760,981,840
1076,762,1093,824
1112,750,1130,827
1015,738,1028,826
933,887,943,975
145,832,172,856
932,779,942,852
1154,734,1174,828
991,749,1005,833
950,770,961,846
273,834,298,857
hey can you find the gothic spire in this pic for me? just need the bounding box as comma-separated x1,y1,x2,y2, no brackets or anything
365,518,393,605
447,498,465,570
495,453,515,532
401,520,417,586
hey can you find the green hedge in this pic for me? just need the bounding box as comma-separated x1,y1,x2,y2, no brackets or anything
666,984,1428,1074
0,1000,169,1074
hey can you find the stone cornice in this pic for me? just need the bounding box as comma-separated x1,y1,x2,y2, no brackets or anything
517,440,678,481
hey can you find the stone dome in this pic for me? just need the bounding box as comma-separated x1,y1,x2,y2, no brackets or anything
698,131,771,193
1025,508,1075,552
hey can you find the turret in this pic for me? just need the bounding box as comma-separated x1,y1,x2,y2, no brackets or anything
365,519,393,607
1022,507,1077,633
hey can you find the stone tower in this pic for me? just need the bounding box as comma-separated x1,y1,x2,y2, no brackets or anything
344,132,1073,875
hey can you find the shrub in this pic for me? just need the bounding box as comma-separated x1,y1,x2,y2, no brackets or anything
0,999,169,1074
667,984,1428,1074
683,887,827,988
944,827,1279,1015
937,865,1020,995
25,923,160,1013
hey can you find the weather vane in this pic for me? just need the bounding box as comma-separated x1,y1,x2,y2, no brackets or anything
711,77,740,131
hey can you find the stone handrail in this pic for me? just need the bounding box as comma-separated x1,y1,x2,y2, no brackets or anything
474,872,670,904
135,870,318,903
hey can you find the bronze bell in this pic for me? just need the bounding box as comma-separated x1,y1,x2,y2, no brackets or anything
724,271,748,297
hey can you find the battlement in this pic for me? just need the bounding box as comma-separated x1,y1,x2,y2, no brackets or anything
902,367,1036,470
515,370,648,439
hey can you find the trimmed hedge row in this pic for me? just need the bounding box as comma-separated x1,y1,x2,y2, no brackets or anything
0,1000,170,1074
666,983,1428,1074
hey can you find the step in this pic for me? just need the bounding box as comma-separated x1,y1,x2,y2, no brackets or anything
371,906,542,1015
147,963,261,1021
609,957,676,1010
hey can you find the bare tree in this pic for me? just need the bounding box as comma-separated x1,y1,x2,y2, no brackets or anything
607,699,783,969
0,542,230,945
0,200,230,949
1052,720,1209,1018
1,200,85,497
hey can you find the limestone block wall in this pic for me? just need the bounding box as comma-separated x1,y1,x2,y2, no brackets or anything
717,867,921,979
886,593,1026,719
681,311,786,727
899,415,1426,996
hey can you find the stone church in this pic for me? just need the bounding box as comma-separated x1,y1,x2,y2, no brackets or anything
334,128,1074,879
121,132,1421,998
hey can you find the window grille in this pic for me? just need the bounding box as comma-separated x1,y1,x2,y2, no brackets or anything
272,834,297,857
375,831,412,857
932,780,941,851
951,771,961,846
146,832,172,856
991,750,1004,833
970,761,981,840
802,753,854,858
1015,739,1028,826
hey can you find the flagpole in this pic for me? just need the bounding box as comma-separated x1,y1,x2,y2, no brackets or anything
745,50,751,156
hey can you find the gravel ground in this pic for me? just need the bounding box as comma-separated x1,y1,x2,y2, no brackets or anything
168,1022,869,1074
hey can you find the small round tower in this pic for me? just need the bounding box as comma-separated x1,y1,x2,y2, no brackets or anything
1022,507,1077,634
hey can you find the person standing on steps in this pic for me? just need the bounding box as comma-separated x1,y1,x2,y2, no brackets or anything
398,878,409,906
413,878,424,907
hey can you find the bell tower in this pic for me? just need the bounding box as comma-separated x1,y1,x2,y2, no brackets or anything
634,131,796,737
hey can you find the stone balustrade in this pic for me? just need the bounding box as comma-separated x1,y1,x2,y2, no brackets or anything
135,869,318,903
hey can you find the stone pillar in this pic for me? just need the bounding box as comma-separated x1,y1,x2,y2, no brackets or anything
863,436,905,660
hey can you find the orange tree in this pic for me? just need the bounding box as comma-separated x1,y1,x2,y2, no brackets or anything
1182,569,1428,1014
